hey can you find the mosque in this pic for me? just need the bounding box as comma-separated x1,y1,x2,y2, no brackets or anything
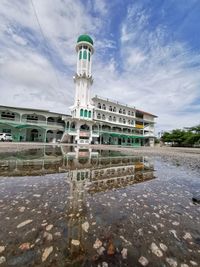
0,35,157,147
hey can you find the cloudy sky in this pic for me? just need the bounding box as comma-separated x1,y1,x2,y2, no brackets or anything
0,0,200,131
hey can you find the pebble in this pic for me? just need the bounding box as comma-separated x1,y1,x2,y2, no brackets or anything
82,221,89,233
46,224,53,231
71,240,80,246
42,246,53,262
121,248,128,259
138,256,149,266
0,256,6,264
97,246,105,255
43,232,53,241
19,207,25,212
102,262,108,267
17,219,33,228
166,258,177,267
159,243,168,251
93,239,102,249
183,233,192,240
190,261,198,266
0,247,5,253
107,242,115,255
150,243,163,257
181,264,189,267
19,243,31,251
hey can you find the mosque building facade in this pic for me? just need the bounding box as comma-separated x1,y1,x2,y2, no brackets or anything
0,35,157,147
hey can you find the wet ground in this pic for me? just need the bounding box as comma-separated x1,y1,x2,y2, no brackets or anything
0,145,200,267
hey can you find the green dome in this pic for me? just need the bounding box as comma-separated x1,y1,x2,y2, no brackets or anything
77,34,93,45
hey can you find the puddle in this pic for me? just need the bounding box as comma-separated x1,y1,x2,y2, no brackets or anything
0,146,199,266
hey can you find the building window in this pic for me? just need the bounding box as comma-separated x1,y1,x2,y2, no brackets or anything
83,50,87,60
113,116,116,122
84,109,88,117
88,111,91,118
119,118,122,123
97,113,101,119
102,104,106,110
128,111,130,115
109,116,112,121
109,106,112,111
123,109,126,114
131,111,134,116
128,120,131,124
79,51,82,60
102,114,106,120
123,118,126,124
80,109,83,117
98,103,101,109
113,107,116,112
119,108,122,114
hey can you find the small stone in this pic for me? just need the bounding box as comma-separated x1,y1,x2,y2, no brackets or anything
0,247,5,253
97,246,105,255
93,239,102,249
183,233,192,240
121,248,128,259
19,207,25,212
19,243,31,251
46,225,53,231
166,258,177,267
107,241,115,255
82,222,89,233
190,261,198,266
71,240,80,246
33,194,41,198
181,264,189,267
159,243,168,251
42,246,53,262
138,256,149,266
150,243,163,257
0,256,6,264
43,232,53,241
17,219,33,228
172,221,180,226
54,232,61,237
102,262,108,267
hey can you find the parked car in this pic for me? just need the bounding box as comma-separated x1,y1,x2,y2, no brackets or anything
0,133,13,142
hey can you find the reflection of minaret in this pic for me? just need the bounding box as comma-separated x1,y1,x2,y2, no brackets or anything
66,149,91,258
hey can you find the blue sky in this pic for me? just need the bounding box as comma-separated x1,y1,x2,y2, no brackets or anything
0,0,200,131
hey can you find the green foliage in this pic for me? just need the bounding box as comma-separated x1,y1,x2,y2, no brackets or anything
161,125,200,147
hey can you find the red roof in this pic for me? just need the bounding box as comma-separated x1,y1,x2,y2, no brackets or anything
136,109,157,118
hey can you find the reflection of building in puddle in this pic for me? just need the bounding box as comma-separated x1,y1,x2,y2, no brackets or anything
0,146,63,176
65,147,155,262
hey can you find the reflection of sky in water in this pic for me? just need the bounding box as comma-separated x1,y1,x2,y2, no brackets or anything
0,146,199,266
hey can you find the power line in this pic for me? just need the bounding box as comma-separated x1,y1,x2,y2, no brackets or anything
30,0,62,91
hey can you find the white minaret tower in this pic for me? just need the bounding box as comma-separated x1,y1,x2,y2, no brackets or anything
71,34,94,120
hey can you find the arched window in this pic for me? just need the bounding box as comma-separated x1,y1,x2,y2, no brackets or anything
88,111,91,118
109,116,112,121
102,104,106,110
102,114,105,120
109,106,112,111
123,109,126,114
113,116,116,122
119,108,122,114
80,109,83,117
128,119,131,124
119,118,122,123
113,107,116,112
131,111,134,116
128,111,130,115
84,109,88,117
123,118,126,124
97,113,101,119
83,50,87,60
98,103,101,109
79,51,82,60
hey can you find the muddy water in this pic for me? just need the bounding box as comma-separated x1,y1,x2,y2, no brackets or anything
0,146,199,267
